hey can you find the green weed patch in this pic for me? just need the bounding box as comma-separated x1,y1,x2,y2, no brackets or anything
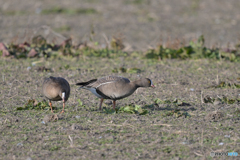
154,98,190,106
162,109,191,118
145,35,240,61
16,99,54,111
112,67,141,73
1,35,240,61
41,7,97,15
203,96,240,104
103,104,148,115
0,35,127,58
215,81,240,89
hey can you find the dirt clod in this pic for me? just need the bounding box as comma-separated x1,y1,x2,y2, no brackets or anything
205,111,224,121
43,114,59,123
71,124,89,130
36,66,52,72
28,48,38,58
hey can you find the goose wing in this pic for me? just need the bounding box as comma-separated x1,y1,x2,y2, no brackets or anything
95,76,131,100
76,76,129,88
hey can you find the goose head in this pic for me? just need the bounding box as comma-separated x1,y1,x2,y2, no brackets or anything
136,78,155,88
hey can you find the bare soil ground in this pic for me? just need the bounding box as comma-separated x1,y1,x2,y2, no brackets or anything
1,0,240,160
1,0,240,50
0,57,240,159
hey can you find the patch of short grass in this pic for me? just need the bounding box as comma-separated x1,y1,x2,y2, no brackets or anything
16,99,52,111
0,9,27,15
102,104,148,115
41,7,97,15
54,25,71,32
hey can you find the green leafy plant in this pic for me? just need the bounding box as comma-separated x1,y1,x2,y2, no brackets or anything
103,108,116,114
118,104,148,115
203,96,215,104
103,104,148,115
2,34,240,61
154,98,171,104
145,35,240,61
110,36,124,50
215,81,240,89
112,67,141,73
49,146,60,151
16,99,54,111
77,99,83,106
204,96,239,104
1,35,128,59
162,109,191,118
127,68,141,73
222,96,237,104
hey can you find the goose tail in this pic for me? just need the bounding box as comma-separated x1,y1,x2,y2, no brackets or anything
76,79,97,86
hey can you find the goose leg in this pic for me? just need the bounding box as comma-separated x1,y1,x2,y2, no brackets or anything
99,98,104,110
60,100,65,114
49,100,53,113
113,100,116,110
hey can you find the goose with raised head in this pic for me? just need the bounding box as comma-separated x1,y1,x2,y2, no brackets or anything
76,76,154,110
42,76,70,113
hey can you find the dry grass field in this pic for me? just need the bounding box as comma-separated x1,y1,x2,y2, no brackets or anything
1,0,240,159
